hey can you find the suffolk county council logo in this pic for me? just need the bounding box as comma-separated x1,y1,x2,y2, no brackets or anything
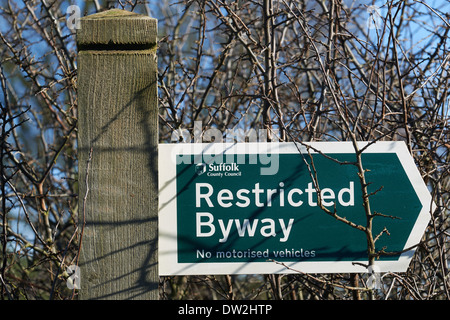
195,163,207,175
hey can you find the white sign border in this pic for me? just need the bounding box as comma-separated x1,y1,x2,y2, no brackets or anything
158,141,433,275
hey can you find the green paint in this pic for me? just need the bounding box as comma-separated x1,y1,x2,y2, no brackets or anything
175,153,422,264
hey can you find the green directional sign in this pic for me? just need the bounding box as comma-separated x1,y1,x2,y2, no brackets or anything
158,142,432,275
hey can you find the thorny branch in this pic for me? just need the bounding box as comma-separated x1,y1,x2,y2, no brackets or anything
0,0,448,300
158,0,449,300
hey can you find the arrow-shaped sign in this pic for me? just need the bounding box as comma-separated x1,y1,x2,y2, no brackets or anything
158,142,432,275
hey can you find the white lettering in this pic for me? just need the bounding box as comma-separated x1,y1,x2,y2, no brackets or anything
252,183,265,207
218,219,233,243
196,183,214,207
305,182,317,207
195,182,355,209
217,189,233,208
338,181,354,206
260,218,276,238
235,219,259,238
197,216,296,243
279,182,285,206
287,188,303,207
320,188,335,206
266,189,277,207
279,218,294,242
66,5,81,30
236,189,250,207
196,212,215,237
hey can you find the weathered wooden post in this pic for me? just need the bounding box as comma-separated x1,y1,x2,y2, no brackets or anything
77,9,158,300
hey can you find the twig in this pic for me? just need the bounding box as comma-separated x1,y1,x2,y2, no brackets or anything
70,147,93,299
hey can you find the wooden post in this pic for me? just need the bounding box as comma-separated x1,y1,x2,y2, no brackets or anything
77,9,158,300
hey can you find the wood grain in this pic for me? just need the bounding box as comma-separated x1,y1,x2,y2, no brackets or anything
77,9,158,300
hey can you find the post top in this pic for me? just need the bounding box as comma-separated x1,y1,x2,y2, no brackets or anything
77,9,157,48
80,8,153,21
